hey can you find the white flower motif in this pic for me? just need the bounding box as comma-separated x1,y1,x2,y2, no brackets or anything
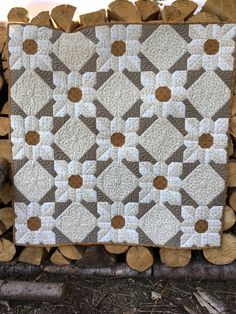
96,117,140,162
96,24,142,72
184,118,228,164
54,160,96,203
140,71,187,117
188,24,236,71
53,71,96,117
15,202,55,244
181,206,223,247
139,161,182,205
11,115,53,160
97,202,139,243
8,24,53,70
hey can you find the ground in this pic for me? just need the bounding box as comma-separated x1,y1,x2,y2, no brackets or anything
0,275,235,314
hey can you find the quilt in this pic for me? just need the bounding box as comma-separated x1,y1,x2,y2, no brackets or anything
8,23,236,248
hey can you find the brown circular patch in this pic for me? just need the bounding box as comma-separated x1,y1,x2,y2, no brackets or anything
155,86,171,102
68,175,83,189
153,176,168,190
204,39,220,55
27,217,41,231
111,40,126,56
195,220,208,233
23,39,38,55
25,131,40,145
111,215,125,229
199,133,213,149
68,87,82,102
111,133,125,147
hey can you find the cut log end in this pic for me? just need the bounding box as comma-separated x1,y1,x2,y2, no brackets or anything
126,246,153,272
160,248,192,267
51,4,79,32
161,6,185,22
80,9,107,26
104,244,129,254
7,7,29,23
108,0,141,22
18,247,47,265
0,239,16,262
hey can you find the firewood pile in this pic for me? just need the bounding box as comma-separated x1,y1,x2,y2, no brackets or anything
0,0,236,273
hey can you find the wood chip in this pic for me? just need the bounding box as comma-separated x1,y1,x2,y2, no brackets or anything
0,239,16,262
50,249,71,265
160,248,191,267
19,247,47,265
187,11,220,23
135,0,160,21
7,7,29,23
126,246,153,272
80,9,107,26
172,0,198,20
58,245,84,260
104,244,129,254
161,5,185,22
202,0,236,21
222,206,236,231
203,233,236,265
51,5,79,32
31,11,54,28
108,0,141,22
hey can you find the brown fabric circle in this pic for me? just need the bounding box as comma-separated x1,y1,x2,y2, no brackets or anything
23,39,38,55
111,40,126,56
199,134,213,149
111,215,125,229
204,39,220,55
195,220,208,233
153,176,168,190
155,86,171,102
68,175,83,189
111,133,125,147
25,131,40,145
68,87,82,102
27,217,41,231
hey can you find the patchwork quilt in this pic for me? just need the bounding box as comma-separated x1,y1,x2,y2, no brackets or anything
8,23,236,248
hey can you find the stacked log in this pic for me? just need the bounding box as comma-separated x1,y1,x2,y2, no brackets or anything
0,0,235,273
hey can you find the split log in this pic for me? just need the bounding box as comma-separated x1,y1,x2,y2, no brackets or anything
0,281,65,302
50,249,71,265
228,137,234,157
0,239,16,262
203,233,236,265
79,9,107,26
135,0,160,21
230,115,236,137
231,95,236,116
187,11,220,23
229,191,236,212
0,26,7,54
78,246,116,267
31,11,54,28
0,158,8,188
108,0,141,22
0,117,9,137
0,183,13,205
228,160,236,178
222,206,236,231
18,247,47,265
104,244,129,254
172,0,198,20
227,174,236,187
58,245,84,260
161,6,185,22
0,207,14,235
202,0,236,21
51,5,79,32
0,140,11,163
0,103,9,115
159,248,191,267
7,7,29,23
126,246,153,272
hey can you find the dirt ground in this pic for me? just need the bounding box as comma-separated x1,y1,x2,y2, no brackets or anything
0,274,235,314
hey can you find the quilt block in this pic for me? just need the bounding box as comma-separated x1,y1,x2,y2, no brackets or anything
8,23,236,248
